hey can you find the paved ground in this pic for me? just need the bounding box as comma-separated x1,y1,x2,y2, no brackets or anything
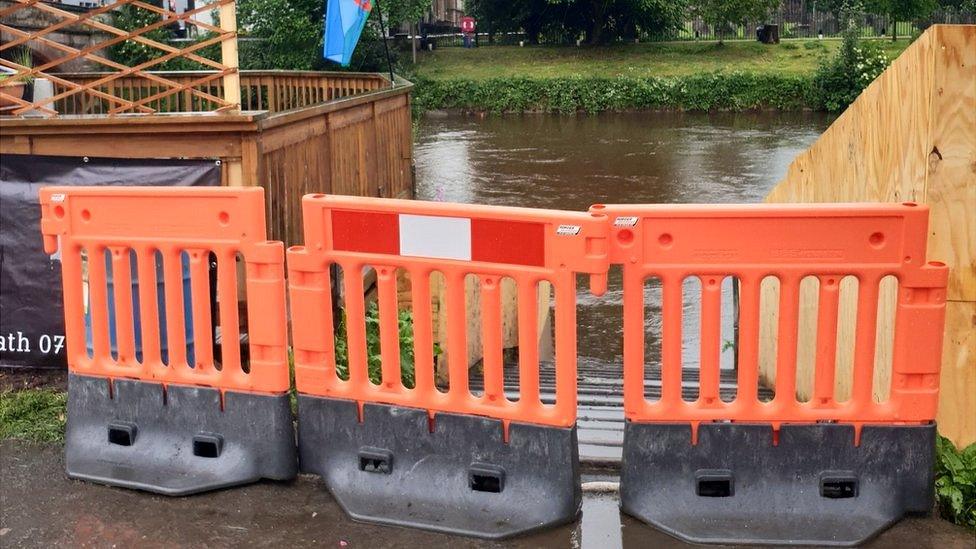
2,440,974,548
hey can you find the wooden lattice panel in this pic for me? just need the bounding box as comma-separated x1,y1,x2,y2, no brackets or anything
0,0,240,116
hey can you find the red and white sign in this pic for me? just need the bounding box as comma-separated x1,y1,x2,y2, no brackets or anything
460,16,476,34
330,210,546,267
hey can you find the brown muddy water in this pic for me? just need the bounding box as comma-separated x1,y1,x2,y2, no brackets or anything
415,112,833,372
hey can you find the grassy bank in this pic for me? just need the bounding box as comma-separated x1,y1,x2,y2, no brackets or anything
0,389,66,442
408,39,911,113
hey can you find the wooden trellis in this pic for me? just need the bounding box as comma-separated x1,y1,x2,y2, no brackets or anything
0,0,240,116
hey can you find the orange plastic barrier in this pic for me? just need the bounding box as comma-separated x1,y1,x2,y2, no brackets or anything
288,194,609,427
39,187,289,394
590,203,948,424
597,202,948,427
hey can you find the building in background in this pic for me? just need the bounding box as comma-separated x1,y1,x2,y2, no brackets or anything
426,0,464,28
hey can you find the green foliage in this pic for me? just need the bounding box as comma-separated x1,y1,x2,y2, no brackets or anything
469,0,687,44
237,0,323,70
109,2,177,68
690,0,779,42
0,389,66,443
334,302,440,388
109,2,221,70
810,6,890,111
935,435,976,530
412,72,813,114
236,0,426,71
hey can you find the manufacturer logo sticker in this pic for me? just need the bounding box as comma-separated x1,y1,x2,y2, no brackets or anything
50,193,66,203
613,216,638,227
556,225,581,236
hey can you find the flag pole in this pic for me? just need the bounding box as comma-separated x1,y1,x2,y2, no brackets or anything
373,0,396,87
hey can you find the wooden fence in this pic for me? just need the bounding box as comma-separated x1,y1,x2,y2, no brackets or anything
762,24,975,447
0,73,415,247
51,71,388,115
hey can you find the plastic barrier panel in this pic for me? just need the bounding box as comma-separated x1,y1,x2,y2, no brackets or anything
288,194,609,539
39,186,296,495
598,202,948,546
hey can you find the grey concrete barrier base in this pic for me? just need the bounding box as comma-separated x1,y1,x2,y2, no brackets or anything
298,396,581,539
620,422,936,547
66,373,297,495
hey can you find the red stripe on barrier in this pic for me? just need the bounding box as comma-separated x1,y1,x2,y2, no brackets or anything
471,218,545,267
332,210,399,255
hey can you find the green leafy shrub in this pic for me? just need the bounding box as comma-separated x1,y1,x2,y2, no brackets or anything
936,435,976,530
809,6,890,111
334,302,438,388
412,72,814,114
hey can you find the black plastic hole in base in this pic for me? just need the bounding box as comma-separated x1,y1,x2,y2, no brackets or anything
358,447,393,474
107,423,136,446
192,434,223,458
469,463,505,493
821,477,859,499
696,471,734,497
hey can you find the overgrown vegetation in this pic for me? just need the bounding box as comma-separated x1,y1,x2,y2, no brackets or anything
936,435,976,530
413,72,813,114
809,4,890,111
405,38,908,113
0,389,66,442
333,302,439,388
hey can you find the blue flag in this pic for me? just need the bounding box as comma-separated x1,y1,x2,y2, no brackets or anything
323,0,373,66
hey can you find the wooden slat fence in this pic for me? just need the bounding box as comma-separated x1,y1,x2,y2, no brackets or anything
51,71,389,115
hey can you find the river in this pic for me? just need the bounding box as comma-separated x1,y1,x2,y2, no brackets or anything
415,112,832,373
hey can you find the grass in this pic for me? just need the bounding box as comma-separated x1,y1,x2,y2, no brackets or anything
409,39,912,81
0,389,67,442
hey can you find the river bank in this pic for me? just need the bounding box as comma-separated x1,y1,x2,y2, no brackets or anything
408,39,911,114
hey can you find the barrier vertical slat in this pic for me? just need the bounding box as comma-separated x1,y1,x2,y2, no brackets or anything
622,270,645,414
376,267,401,388
410,269,435,395
446,271,469,399
553,273,577,418
774,276,800,407
188,249,213,370
135,247,161,372
661,274,684,406
699,277,722,405
736,276,760,405
516,277,540,407
61,244,86,368
87,247,111,364
813,277,840,405
481,276,504,403
852,275,880,408
343,262,369,386
217,249,241,373
162,247,188,369
109,247,136,365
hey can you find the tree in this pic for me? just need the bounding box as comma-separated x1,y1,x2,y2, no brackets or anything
865,0,939,39
236,0,429,71
548,0,687,44
466,0,553,44
690,0,779,44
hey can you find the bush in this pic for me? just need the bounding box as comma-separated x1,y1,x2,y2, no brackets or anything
809,7,890,111
936,435,976,530
411,72,814,114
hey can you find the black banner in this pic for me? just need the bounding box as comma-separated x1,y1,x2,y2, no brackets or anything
0,154,220,369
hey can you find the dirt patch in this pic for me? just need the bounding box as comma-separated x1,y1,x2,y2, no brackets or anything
0,368,67,392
